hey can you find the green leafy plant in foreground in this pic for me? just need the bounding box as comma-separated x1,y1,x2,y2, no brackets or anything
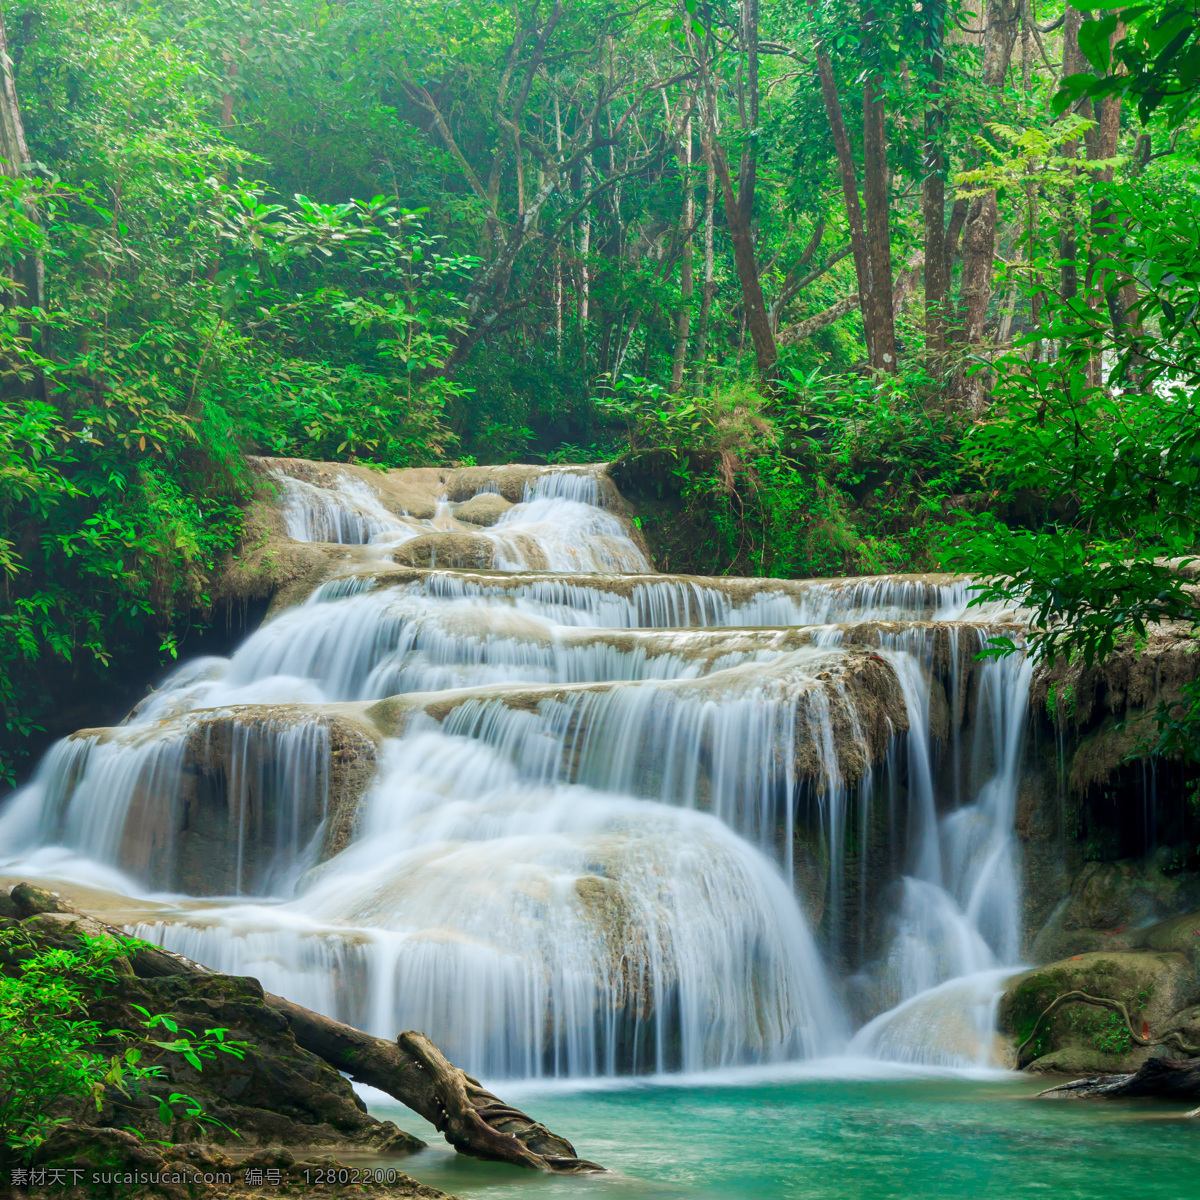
0,928,248,1152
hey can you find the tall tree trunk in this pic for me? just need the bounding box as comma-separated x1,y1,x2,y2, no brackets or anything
711,144,775,374
700,0,776,376
861,8,897,373
671,111,694,392
578,193,590,370
0,5,44,319
955,0,1019,407
922,0,948,366
1059,6,1089,304
1086,16,1123,354
694,136,717,393
814,49,874,361
554,95,564,362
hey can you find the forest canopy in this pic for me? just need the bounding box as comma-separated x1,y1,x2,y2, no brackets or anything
0,0,1198,785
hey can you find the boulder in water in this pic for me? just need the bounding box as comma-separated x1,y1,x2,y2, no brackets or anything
451,493,513,526
1000,948,1200,1072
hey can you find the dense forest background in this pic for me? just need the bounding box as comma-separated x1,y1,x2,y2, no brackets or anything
0,0,1198,785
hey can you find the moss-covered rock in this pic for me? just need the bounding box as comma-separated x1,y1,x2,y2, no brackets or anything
999,949,1199,1072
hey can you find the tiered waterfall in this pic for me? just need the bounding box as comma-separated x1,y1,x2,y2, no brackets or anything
0,459,1032,1078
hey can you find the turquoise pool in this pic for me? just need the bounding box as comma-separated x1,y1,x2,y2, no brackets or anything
363,1068,1200,1200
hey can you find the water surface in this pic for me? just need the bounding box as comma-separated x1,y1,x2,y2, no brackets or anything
364,1072,1200,1200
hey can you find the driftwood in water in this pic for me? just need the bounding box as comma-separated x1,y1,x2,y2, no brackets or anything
1038,1056,1200,1102
264,993,602,1172
10,885,602,1173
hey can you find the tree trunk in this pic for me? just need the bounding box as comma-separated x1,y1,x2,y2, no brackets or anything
578,200,590,371
694,136,717,393
698,0,775,377
1059,7,1089,304
814,49,873,361
954,0,1019,406
923,0,948,364
777,293,860,347
1085,18,1123,364
944,196,969,277
671,112,694,393
0,5,44,319
957,190,999,408
861,37,897,373
264,995,603,1173
711,143,775,374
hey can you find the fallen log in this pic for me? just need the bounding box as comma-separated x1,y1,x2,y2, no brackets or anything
1038,1055,1200,1100
8,884,603,1173
265,993,601,1172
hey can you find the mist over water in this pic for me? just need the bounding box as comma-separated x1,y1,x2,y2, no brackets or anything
0,463,1034,1078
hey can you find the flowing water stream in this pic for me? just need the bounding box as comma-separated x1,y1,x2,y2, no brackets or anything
2,462,1036,1086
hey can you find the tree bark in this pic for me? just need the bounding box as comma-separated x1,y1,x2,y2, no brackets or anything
923,0,949,364
954,0,1019,407
711,142,775,374
777,293,860,347
860,28,897,373
264,995,603,1173
693,134,717,393
1059,6,1089,304
944,196,969,277
671,108,694,393
696,0,776,377
813,48,873,361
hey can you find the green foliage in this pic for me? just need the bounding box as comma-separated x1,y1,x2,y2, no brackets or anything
0,1,475,782
0,930,127,1151
942,183,1200,786
1057,2,1200,129
1066,1006,1135,1057
0,927,248,1151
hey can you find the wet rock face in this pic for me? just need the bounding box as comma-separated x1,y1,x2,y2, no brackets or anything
53,710,380,897
390,532,504,571
1030,860,1200,963
442,463,624,510
256,456,448,521
172,711,378,895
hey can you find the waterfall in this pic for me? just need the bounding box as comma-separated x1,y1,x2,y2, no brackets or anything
0,459,1032,1079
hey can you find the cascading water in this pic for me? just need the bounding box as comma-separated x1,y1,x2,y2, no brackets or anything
0,461,1032,1079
